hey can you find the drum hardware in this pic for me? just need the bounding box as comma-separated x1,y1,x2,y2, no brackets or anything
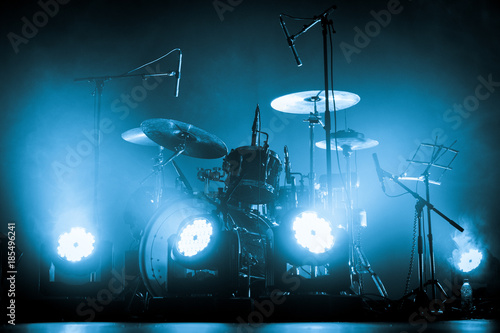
121,126,162,208
303,100,322,208
136,118,227,203
251,104,260,147
138,145,187,206
377,143,461,306
122,117,227,213
223,106,281,206
316,129,385,297
197,167,225,195
271,91,360,210
171,160,193,194
283,146,298,209
279,145,322,212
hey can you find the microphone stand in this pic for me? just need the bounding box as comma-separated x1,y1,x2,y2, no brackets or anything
283,4,336,212
376,163,464,305
74,70,178,232
321,14,334,214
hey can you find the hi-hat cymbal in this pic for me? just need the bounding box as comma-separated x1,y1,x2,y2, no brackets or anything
271,90,360,114
141,118,228,159
315,130,379,151
121,127,158,146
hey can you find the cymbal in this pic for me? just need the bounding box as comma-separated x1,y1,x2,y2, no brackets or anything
141,118,227,159
121,127,158,146
315,130,378,151
271,90,360,114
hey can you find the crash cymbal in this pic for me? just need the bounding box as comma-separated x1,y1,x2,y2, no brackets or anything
271,90,360,114
141,118,228,159
121,127,158,146
315,130,378,151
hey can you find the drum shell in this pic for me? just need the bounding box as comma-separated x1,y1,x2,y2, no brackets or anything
223,146,282,204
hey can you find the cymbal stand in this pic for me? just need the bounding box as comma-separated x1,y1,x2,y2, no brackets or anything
343,146,388,297
141,145,185,207
172,160,193,194
154,146,166,208
303,98,324,208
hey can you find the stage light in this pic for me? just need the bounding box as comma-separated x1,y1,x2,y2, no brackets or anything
167,211,239,295
457,248,483,273
177,218,214,257
274,209,346,267
40,230,112,297
171,214,222,270
451,231,484,274
292,211,334,254
56,227,95,262
267,208,350,293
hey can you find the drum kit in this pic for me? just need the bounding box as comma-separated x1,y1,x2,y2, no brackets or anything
121,90,376,206
123,89,387,297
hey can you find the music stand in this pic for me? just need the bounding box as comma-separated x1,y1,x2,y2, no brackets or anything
401,143,459,302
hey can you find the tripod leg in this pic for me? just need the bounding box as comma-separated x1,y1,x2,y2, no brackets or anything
434,280,449,299
355,246,389,298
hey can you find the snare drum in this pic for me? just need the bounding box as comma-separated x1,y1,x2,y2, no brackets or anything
223,146,282,204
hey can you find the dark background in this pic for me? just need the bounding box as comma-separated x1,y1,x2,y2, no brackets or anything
1,0,499,311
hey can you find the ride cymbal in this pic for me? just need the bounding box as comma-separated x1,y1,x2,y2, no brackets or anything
271,90,360,114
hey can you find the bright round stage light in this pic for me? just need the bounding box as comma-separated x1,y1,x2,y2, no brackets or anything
176,218,214,257
457,248,483,273
292,211,334,254
57,227,95,262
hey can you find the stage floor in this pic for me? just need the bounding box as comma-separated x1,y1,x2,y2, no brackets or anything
2,321,499,333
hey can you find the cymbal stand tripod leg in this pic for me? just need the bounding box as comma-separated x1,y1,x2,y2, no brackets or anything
355,245,389,298
345,148,387,297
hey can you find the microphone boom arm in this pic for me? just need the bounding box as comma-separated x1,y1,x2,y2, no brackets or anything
377,163,464,233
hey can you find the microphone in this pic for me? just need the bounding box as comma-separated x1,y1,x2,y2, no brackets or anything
284,145,292,184
175,49,182,97
372,153,386,193
279,16,302,67
251,104,259,146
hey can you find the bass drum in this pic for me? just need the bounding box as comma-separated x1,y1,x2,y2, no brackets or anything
139,195,272,297
139,194,217,297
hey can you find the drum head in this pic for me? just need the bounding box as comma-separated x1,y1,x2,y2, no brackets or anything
139,197,273,297
139,195,217,296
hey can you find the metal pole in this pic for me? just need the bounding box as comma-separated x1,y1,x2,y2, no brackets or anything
321,17,333,213
309,120,315,207
93,80,104,229
425,173,437,300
